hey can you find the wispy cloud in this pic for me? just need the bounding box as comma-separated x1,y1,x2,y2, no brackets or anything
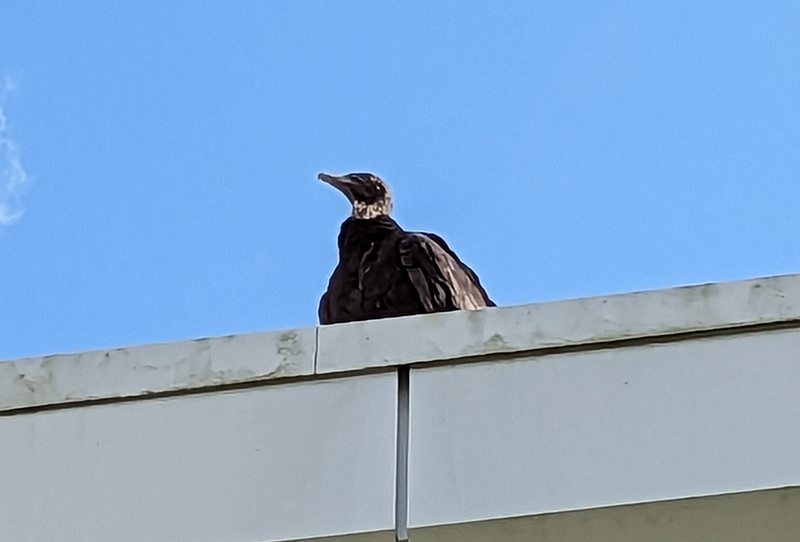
1,74,30,226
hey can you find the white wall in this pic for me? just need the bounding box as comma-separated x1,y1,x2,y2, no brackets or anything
408,328,800,529
0,375,397,542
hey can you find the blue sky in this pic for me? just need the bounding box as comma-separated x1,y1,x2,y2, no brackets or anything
1,1,798,360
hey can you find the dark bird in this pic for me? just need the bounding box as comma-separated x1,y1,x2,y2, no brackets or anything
318,172,495,325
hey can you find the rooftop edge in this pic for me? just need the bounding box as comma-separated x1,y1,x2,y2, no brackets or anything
2,273,799,413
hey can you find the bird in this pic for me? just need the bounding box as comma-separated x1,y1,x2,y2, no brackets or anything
318,172,495,325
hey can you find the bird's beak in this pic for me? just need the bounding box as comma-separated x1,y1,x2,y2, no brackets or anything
318,173,354,199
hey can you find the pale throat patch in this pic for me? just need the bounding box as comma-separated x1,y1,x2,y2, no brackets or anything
352,199,393,219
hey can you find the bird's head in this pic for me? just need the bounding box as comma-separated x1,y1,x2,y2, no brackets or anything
318,172,393,219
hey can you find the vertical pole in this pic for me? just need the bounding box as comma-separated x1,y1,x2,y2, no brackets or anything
395,365,410,542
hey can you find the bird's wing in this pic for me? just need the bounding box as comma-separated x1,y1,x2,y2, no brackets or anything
422,233,495,306
398,233,495,312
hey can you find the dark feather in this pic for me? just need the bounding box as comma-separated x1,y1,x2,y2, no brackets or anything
319,216,494,325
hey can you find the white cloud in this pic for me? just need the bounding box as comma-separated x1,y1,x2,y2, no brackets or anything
0,75,30,226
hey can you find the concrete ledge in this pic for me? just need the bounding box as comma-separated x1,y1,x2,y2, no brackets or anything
0,328,314,413
2,274,799,413
317,274,800,373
